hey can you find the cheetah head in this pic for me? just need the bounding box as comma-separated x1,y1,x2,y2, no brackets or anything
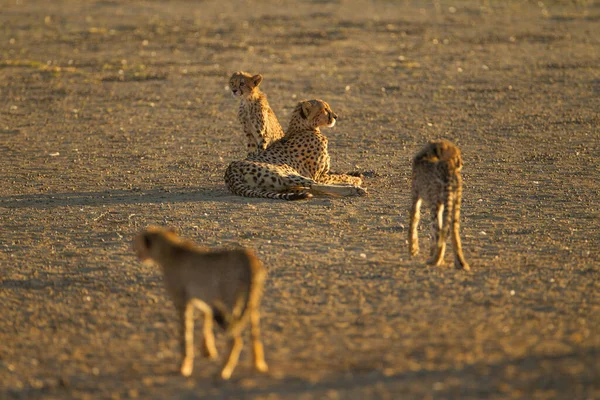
298,99,338,129
229,71,263,98
424,140,463,170
133,225,179,266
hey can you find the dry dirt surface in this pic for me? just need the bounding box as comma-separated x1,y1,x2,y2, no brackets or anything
1,0,599,399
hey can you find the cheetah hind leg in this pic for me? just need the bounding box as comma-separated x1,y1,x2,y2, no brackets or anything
451,193,470,271
426,203,447,267
318,173,363,187
284,185,312,194
310,183,367,197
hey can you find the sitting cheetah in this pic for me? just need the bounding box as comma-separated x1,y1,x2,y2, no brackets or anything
229,71,284,154
224,99,366,200
408,139,470,270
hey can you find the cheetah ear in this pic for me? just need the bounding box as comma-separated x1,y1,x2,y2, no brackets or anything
252,74,263,87
300,101,312,119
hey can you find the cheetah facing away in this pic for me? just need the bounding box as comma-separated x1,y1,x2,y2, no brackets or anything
224,99,366,200
230,72,284,154
408,139,470,270
133,226,269,380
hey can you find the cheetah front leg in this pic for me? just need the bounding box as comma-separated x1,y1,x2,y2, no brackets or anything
310,183,367,197
179,299,219,377
201,315,218,360
245,133,259,154
318,173,363,187
244,125,266,154
253,131,267,152
190,299,219,360
179,301,196,377
274,169,365,197
251,117,268,152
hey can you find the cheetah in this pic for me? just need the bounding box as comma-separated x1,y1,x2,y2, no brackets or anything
229,71,284,154
408,139,470,270
133,226,269,379
224,99,366,200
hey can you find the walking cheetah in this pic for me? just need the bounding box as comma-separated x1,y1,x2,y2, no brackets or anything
224,99,366,200
133,226,269,379
229,71,284,154
408,139,470,270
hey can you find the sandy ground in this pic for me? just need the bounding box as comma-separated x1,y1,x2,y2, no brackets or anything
1,0,599,398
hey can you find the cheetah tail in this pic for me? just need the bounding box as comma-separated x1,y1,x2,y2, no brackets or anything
224,163,312,201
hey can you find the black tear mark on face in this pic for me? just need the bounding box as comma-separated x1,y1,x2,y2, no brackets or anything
144,234,152,250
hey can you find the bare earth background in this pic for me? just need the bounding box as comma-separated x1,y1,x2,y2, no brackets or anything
1,0,599,398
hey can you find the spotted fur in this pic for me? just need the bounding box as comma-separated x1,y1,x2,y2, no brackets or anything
224,99,366,200
229,72,284,154
408,140,470,270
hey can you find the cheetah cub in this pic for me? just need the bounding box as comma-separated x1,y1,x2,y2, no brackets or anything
133,226,269,379
230,71,285,154
408,140,470,271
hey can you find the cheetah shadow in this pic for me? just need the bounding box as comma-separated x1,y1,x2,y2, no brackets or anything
0,187,336,209
169,349,600,399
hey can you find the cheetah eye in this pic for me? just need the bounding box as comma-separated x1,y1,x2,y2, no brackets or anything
240,81,245,86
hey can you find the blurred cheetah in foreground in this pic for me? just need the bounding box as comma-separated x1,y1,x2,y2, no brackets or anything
229,71,284,154
224,99,366,200
408,140,470,271
133,226,269,379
